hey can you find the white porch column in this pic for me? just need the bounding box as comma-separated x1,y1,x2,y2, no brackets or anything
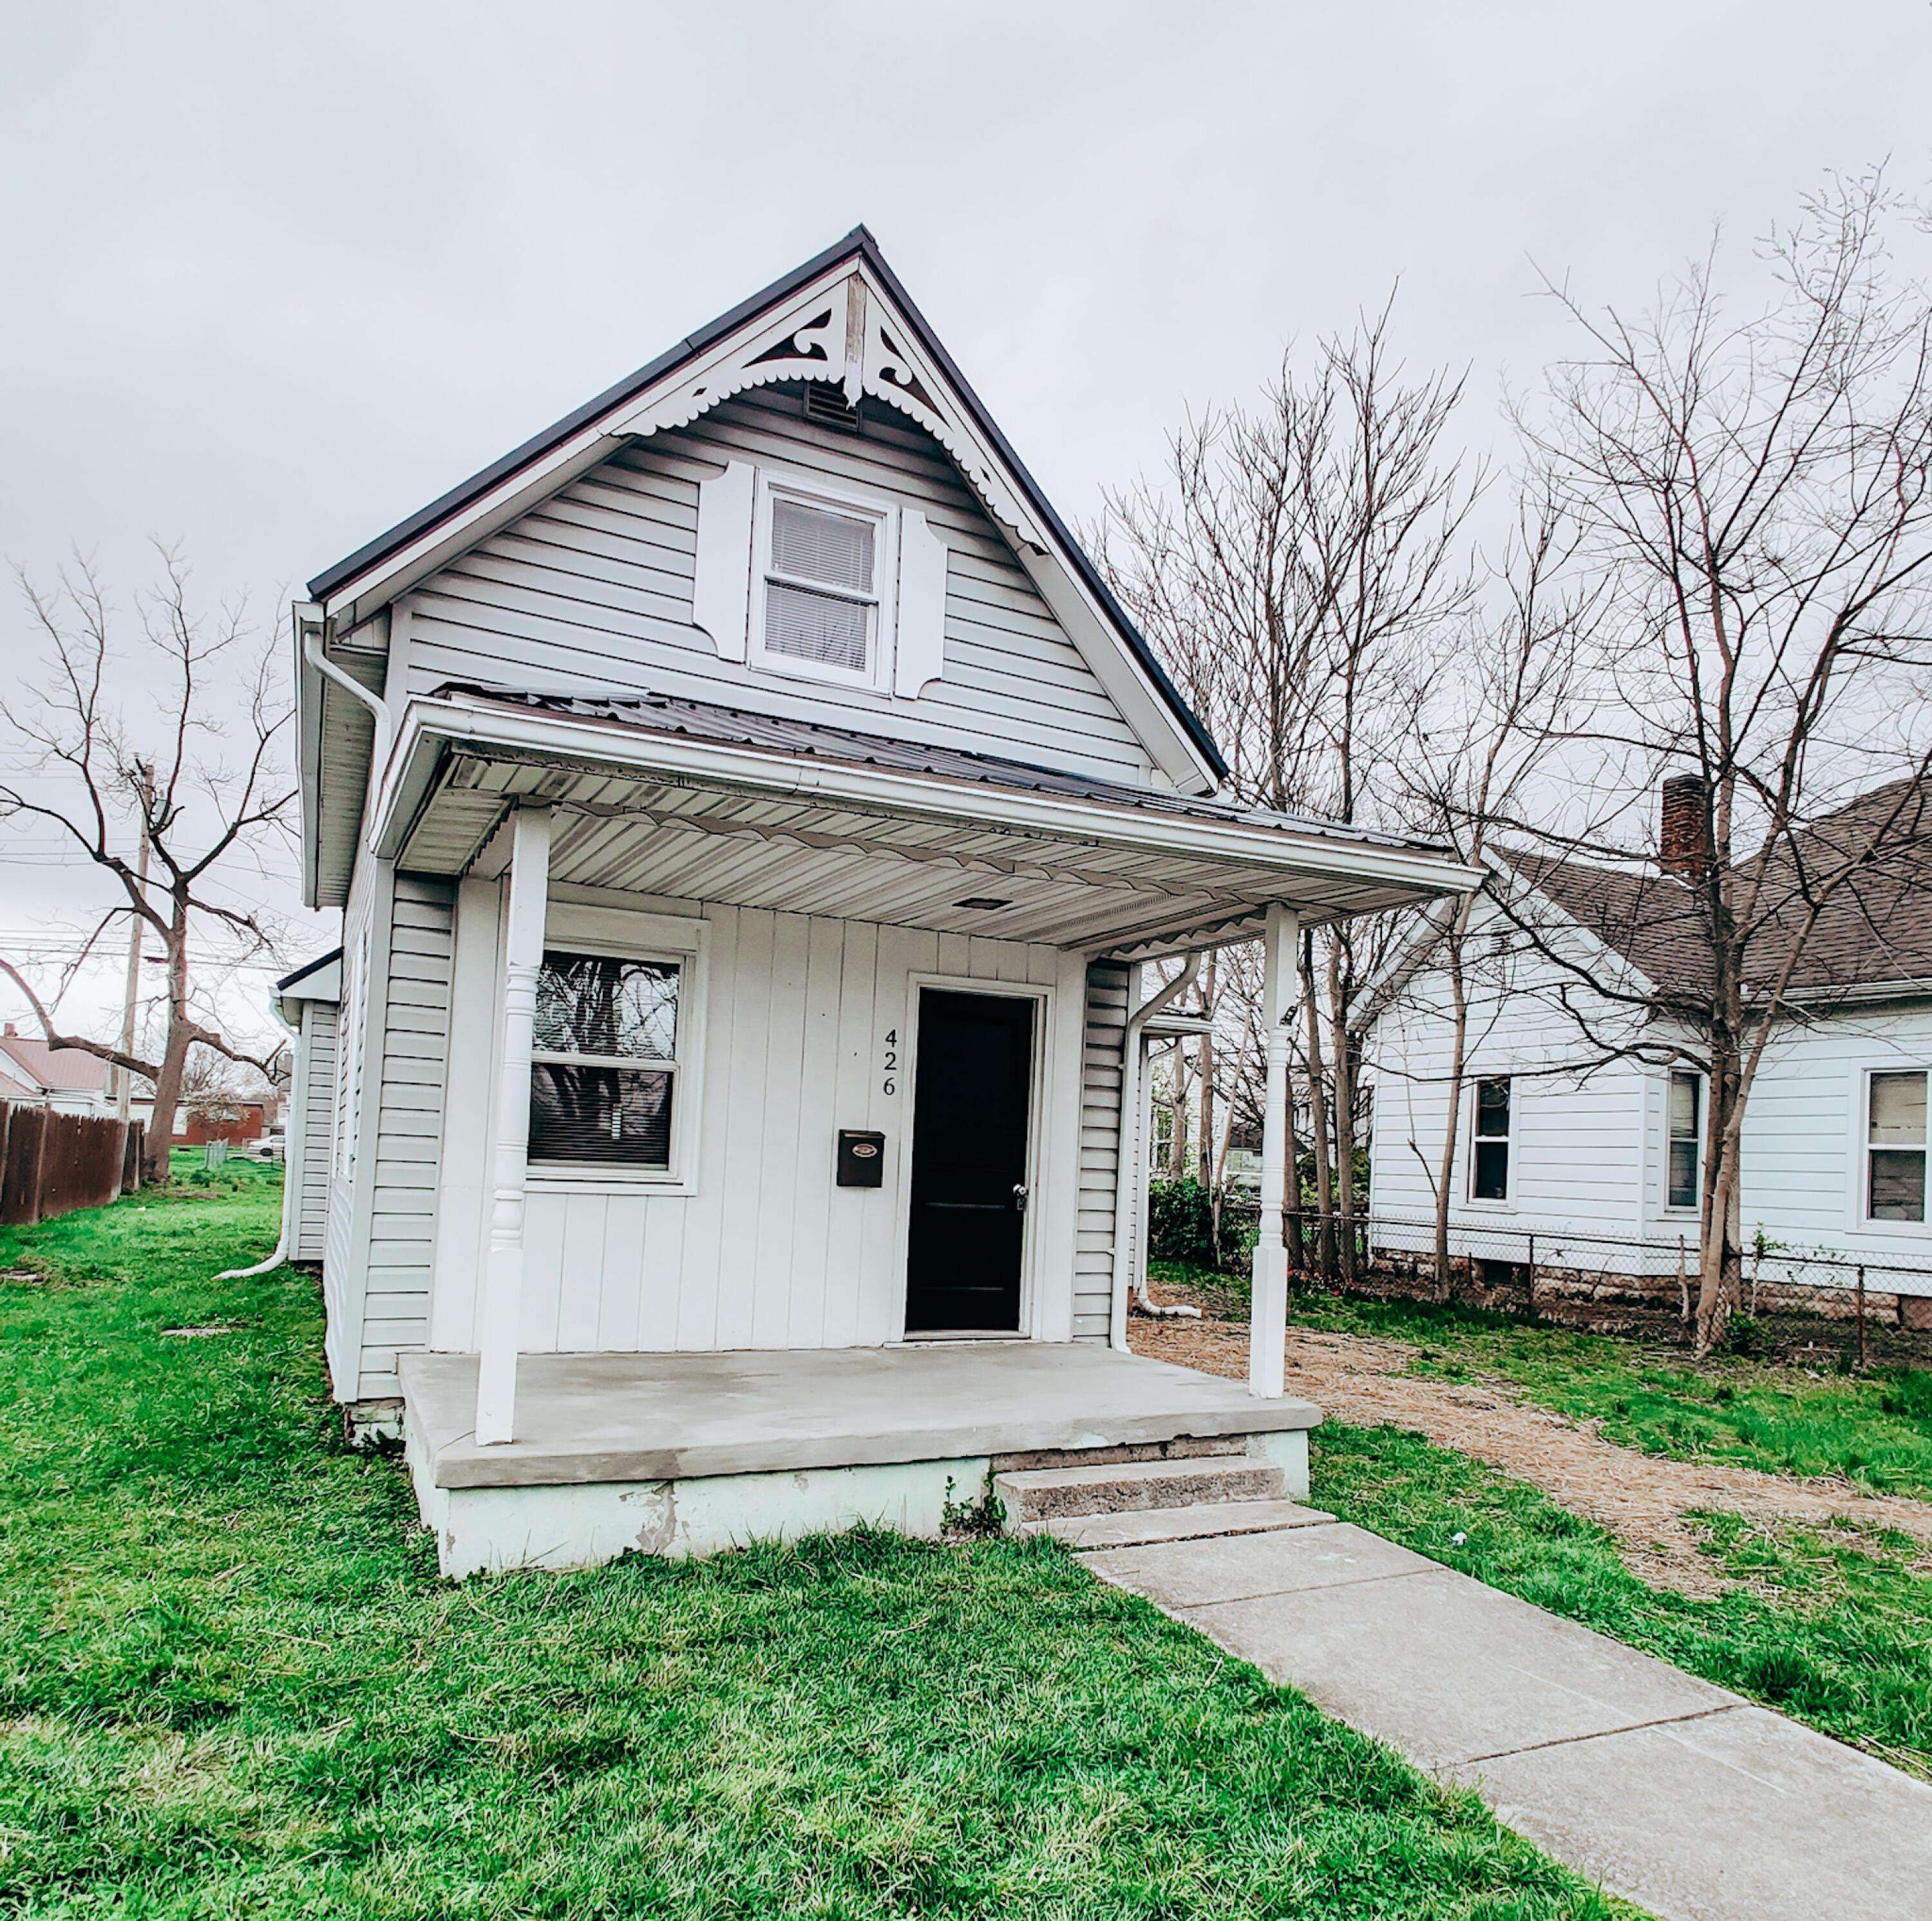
474,804,552,1446
1249,902,1299,1398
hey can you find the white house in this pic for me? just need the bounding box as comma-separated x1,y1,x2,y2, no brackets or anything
1362,779,1932,1318
283,228,1473,1573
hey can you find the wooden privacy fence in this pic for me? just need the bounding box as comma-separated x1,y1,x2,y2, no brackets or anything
0,1102,144,1227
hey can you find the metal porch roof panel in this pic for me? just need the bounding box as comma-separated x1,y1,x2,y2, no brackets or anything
426,683,1434,855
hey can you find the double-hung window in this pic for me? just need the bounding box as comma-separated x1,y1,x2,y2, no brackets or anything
1470,1075,1511,1202
1867,1070,1927,1224
1667,1070,1703,1210
754,482,895,687
529,949,682,1172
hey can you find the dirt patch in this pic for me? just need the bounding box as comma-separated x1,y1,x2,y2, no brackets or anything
1133,1312,1932,1596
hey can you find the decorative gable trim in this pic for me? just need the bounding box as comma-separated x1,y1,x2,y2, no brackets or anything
603,270,1045,553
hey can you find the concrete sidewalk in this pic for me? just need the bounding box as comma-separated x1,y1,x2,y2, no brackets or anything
1079,1512,1932,1920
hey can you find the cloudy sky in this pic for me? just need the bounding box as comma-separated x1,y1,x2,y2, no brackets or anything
4,0,1929,1052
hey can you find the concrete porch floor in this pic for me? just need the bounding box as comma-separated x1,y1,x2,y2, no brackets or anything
401,1341,1323,1490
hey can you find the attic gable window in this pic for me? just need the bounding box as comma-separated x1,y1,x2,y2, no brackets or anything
690,459,949,699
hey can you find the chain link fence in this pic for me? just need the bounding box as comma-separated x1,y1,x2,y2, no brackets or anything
1200,1199,1932,1366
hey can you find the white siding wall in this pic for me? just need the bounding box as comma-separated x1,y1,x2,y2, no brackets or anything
361,876,455,1390
292,1002,337,1262
1735,1001,1932,1286
399,387,1156,784
1366,924,1932,1294
430,885,1092,1356
323,868,375,1397
1364,932,1653,1260
1074,962,1130,1341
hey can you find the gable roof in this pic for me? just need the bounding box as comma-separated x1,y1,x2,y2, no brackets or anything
1503,773,1932,1003
0,1028,109,1096
306,225,1227,786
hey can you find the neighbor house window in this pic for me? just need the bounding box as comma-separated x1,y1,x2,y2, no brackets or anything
1867,1070,1927,1223
1470,1076,1511,1201
1667,1070,1703,1210
528,950,681,1170
754,482,893,686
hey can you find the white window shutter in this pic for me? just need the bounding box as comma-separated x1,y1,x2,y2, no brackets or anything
692,460,755,660
893,508,948,697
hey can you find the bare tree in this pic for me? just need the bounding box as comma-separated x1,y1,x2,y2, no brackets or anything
176,1044,254,1132
1100,297,1482,1274
1505,172,1932,1350
1383,491,1594,1293
0,554,296,1180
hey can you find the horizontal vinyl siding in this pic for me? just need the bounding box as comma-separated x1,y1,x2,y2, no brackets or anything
402,387,1155,782
1073,961,1129,1341
1363,934,1651,1261
294,1003,337,1262
359,876,455,1392
322,869,374,1395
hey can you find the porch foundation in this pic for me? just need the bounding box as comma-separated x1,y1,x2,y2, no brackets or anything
399,1343,1318,1576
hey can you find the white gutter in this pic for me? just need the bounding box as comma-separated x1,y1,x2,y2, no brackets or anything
1108,954,1202,1350
297,601,393,775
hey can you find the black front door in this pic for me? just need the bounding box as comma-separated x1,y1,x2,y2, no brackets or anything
904,989,1034,1333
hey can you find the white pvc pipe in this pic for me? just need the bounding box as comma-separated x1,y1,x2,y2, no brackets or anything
1108,952,1202,1350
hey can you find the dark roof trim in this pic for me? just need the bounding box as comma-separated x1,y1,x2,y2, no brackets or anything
305,226,1228,784
276,948,343,994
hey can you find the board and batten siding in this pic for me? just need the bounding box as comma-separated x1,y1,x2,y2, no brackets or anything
291,1001,337,1262
1072,961,1130,1342
396,386,1157,785
429,884,1094,1358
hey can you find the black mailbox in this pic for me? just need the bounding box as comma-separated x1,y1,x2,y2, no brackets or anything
837,1129,886,1188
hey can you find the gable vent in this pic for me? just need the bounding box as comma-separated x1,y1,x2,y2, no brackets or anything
803,383,862,434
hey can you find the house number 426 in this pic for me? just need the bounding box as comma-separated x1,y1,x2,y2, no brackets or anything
882,1029,898,1096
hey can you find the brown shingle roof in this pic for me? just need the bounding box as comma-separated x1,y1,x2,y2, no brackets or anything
1504,775,1932,1003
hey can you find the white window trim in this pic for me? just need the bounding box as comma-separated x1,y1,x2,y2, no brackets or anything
749,464,901,694
1853,1061,1931,1235
526,904,708,1196
1464,1072,1514,1209
1663,1067,1704,1215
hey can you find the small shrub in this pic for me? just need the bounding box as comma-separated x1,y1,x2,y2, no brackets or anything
941,1472,1007,1538
1147,1177,1218,1268
1723,1313,1764,1356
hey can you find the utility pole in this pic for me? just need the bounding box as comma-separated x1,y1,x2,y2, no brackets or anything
115,761,152,1124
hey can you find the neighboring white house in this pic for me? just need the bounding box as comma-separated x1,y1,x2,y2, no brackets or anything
281,227,1474,1573
1362,779,1932,1313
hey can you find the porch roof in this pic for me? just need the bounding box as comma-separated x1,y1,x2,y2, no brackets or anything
375,686,1479,960
401,1341,1321,1490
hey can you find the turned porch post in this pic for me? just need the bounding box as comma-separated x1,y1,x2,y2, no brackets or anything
1249,902,1299,1397
475,804,552,1446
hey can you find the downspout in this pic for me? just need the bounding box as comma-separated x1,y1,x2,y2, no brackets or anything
220,609,392,1285
1108,952,1202,1350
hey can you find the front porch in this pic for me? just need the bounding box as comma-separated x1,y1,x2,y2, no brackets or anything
401,1341,1321,1576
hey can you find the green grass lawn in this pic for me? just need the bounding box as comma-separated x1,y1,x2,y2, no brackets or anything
0,1175,1627,1917
1151,1258,1932,1497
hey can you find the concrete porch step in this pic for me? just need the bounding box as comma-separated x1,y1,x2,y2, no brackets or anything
992,1435,1247,1473
1027,1499,1336,1550
996,1454,1285,1522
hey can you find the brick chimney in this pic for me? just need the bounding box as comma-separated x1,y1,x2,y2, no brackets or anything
1659,775,1710,879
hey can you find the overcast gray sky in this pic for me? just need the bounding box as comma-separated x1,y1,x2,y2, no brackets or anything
4,0,1929,1050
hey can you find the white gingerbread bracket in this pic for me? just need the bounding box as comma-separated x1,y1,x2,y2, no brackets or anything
602,267,1047,554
